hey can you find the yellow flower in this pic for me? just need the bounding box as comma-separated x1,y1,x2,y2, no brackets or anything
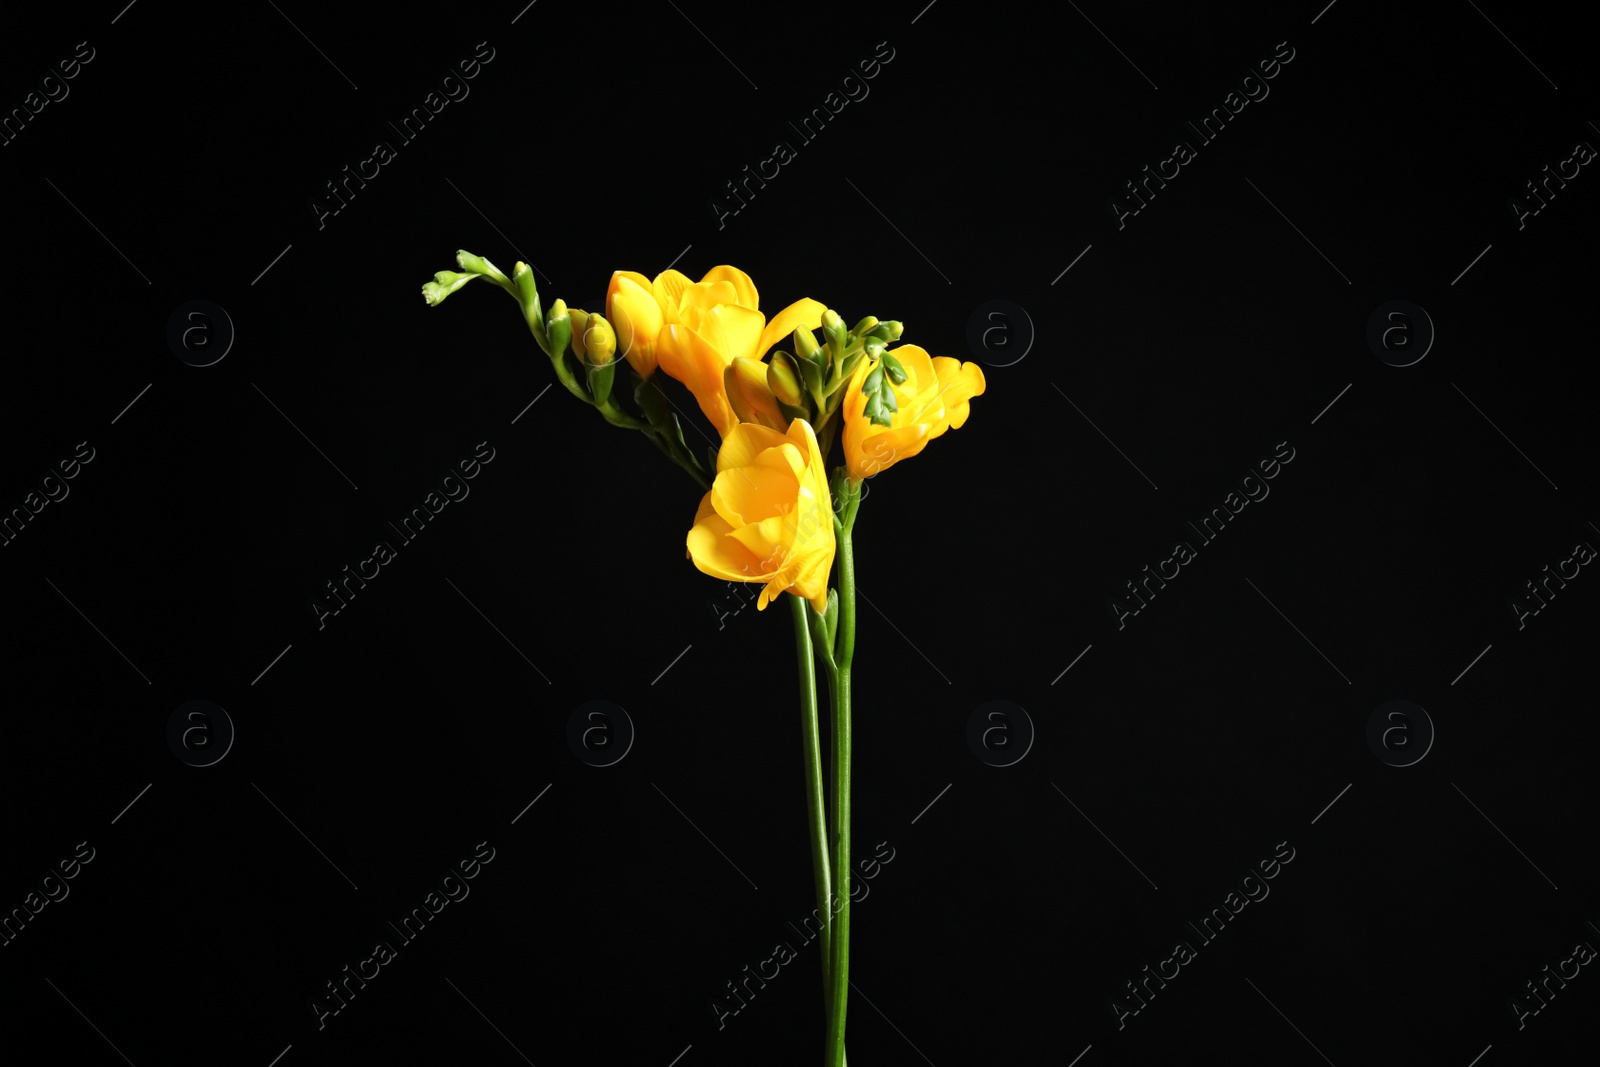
686,418,836,614
841,344,985,481
606,270,665,377
653,266,826,438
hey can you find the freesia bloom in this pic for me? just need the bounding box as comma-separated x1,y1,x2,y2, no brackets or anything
841,344,985,481
653,266,825,438
686,419,836,613
606,271,665,377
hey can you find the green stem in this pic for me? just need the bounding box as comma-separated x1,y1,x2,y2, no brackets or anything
789,594,833,1010
524,319,590,405
824,495,858,1067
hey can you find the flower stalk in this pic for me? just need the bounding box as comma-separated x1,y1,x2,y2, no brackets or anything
822,479,859,1067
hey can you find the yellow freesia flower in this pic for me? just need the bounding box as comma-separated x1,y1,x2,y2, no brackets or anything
841,344,985,481
686,418,836,614
606,270,664,377
653,266,826,438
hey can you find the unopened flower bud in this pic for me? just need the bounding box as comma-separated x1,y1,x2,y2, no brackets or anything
544,299,572,362
584,313,617,366
568,308,590,360
725,356,786,430
767,351,804,407
794,326,822,365
421,270,480,306
456,249,512,288
821,309,846,342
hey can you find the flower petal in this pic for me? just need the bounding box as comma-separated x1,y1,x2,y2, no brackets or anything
651,269,695,323
757,297,827,359
686,492,769,581
608,274,664,377
699,265,759,310
710,459,799,529
657,323,740,438
929,357,987,435
681,279,739,313
717,421,788,472
700,303,766,364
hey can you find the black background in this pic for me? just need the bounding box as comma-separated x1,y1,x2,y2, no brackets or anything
3,2,1598,1065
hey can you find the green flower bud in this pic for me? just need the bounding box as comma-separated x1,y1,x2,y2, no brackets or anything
880,320,904,340
767,351,804,408
588,358,617,406
879,350,908,385
794,326,823,365
851,315,879,338
421,270,481,306
456,250,512,289
861,364,899,427
512,261,544,343
821,309,846,346
544,299,572,364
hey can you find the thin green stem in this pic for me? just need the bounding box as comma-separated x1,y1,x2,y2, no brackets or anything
824,492,858,1067
789,594,833,1010
526,322,590,404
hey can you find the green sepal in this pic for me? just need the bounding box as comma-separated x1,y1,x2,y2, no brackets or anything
778,400,811,425
821,309,847,357
798,352,826,407
805,593,836,672
587,360,616,407
511,262,546,350
838,348,866,384
544,309,573,369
